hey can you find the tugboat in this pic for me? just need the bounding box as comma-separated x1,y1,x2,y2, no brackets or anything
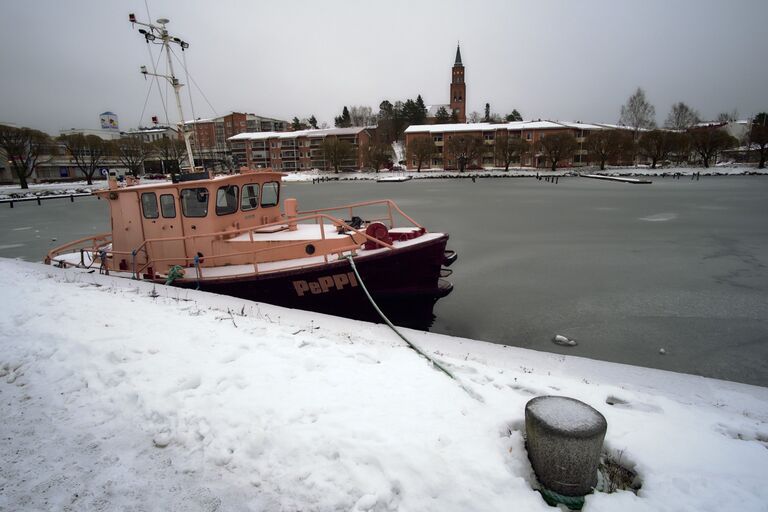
45,15,456,329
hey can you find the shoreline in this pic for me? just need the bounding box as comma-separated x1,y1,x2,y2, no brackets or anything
0,166,765,198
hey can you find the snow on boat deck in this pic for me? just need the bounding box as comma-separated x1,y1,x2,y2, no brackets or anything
2,258,767,511
228,223,349,242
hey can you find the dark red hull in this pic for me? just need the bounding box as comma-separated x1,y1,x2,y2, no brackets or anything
170,235,453,329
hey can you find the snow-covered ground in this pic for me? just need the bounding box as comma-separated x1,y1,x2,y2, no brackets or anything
1,258,768,511
1,166,762,195
282,165,765,182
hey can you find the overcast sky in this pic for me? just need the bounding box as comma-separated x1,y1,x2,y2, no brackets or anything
1,0,766,134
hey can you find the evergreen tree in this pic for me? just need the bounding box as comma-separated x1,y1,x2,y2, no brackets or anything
434,106,452,124
484,103,491,122
415,95,427,124
291,117,303,131
505,109,523,122
334,106,352,128
308,115,318,129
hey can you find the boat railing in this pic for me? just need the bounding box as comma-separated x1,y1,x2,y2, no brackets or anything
126,211,390,278
298,199,423,230
44,233,112,266
47,207,410,281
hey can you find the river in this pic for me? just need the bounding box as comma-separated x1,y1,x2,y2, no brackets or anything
2,175,767,386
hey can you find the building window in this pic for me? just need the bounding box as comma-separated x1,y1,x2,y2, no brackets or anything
160,194,176,218
241,184,259,211
261,182,279,208
215,185,239,216
484,133,494,141
180,188,209,218
141,193,159,219
526,132,532,141
433,134,443,142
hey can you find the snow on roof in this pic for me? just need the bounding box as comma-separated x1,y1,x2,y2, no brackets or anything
404,120,598,134
228,127,369,142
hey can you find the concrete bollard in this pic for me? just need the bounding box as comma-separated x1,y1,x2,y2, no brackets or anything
525,396,607,501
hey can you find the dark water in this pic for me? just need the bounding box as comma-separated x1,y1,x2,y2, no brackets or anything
2,176,767,386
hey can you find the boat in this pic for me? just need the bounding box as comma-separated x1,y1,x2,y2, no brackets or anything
45,15,456,329
376,175,412,183
45,170,456,328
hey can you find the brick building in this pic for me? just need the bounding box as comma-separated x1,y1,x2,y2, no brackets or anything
404,120,612,170
184,112,288,167
228,127,375,171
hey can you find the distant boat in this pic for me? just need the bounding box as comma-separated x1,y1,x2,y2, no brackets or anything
376,175,412,183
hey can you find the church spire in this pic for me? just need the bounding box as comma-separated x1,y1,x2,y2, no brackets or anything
454,43,462,66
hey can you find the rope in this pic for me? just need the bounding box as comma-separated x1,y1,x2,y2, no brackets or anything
346,255,483,402
164,265,185,285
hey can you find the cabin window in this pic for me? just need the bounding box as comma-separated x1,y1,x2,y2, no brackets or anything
241,184,259,211
160,194,176,218
261,181,279,208
216,185,239,216
180,187,209,217
141,193,159,219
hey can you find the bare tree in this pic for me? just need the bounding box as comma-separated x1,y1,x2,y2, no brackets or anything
689,128,737,168
619,87,657,138
321,138,355,172
362,140,392,172
638,129,673,169
749,113,767,169
115,137,152,176
153,138,187,175
716,110,739,123
537,132,578,171
585,130,616,170
494,132,529,171
59,134,112,185
407,137,436,172
348,106,376,127
665,102,700,130
468,111,481,124
445,134,483,171
667,132,692,166
0,125,53,189
584,130,632,171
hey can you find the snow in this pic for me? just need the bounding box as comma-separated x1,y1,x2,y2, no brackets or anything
2,258,768,511
527,396,604,433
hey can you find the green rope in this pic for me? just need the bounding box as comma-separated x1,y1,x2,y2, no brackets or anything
539,487,587,510
165,265,186,285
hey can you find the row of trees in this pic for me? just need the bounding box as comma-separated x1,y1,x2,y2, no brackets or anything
406,116,767,173
0,124,189,188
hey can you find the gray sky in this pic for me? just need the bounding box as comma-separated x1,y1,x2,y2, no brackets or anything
1,0,766,135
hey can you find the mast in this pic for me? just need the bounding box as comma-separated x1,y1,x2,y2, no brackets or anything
129,13,196,172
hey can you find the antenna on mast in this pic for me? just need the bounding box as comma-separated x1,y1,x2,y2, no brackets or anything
129,13,195,172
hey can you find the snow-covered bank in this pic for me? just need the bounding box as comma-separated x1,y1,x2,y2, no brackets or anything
282,165,766,182
1,259,767,511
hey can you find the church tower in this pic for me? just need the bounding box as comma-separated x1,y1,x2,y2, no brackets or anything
450,44,466,123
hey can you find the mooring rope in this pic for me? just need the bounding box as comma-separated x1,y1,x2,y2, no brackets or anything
346,255,483,402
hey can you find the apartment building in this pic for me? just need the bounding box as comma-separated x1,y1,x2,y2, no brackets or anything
404,120,609,170
184,112,289,167
229,127,375,171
